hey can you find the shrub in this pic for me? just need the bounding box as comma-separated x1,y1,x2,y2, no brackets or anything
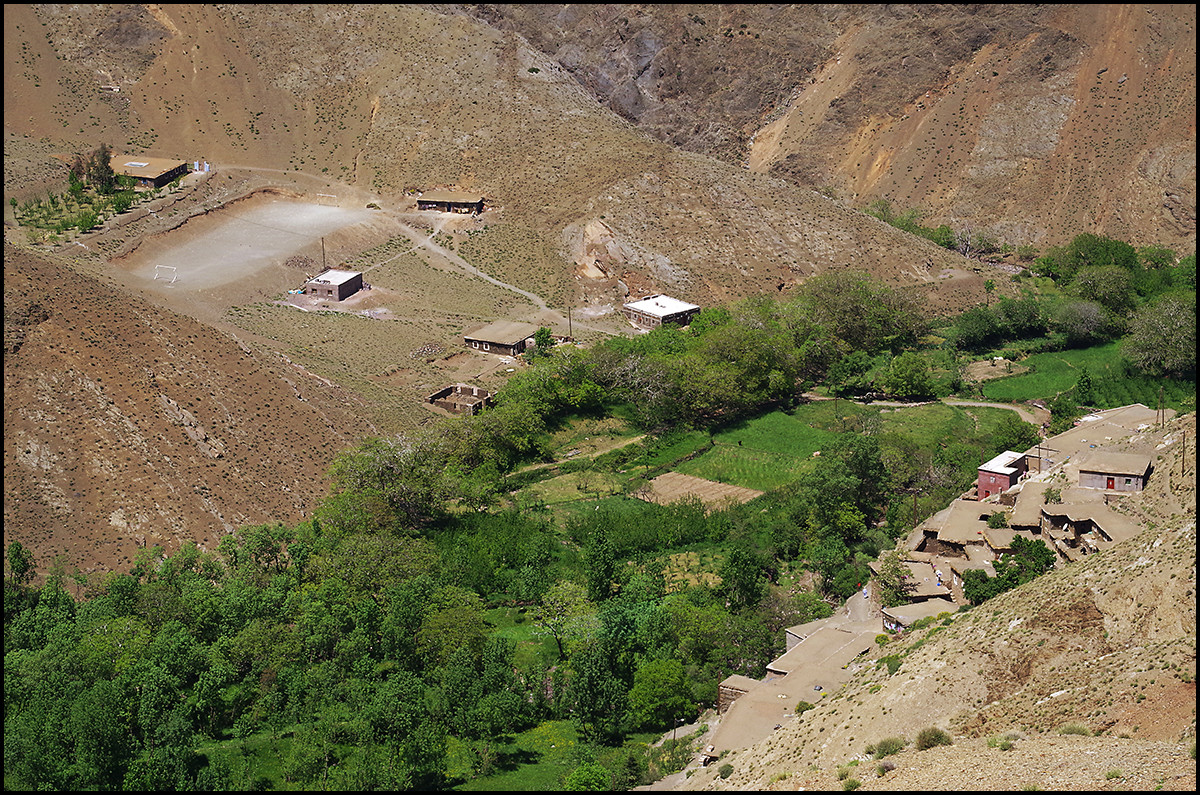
915,727,952,750
1106,770,1123,780
794,700,816,716
1057,723,1092,736
866,736,906,759
842,778,861,790
718,763,733,780
876,760,895,776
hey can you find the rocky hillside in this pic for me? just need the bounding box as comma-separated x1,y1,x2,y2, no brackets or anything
3,241,367,579
462,3,1197,253
677,413,1196,791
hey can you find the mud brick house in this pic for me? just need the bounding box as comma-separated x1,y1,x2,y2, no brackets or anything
109,155,191,188
1076,451,1152,492
977,450,1028,500
621,294,701,330
304,269,363,301
463,320,539,357
416,190,486,214
426,383,495,415
880,597,957,632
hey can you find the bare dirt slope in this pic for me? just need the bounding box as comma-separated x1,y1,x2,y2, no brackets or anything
467,3,1197,253
676,413,1196,791
4,3,1052,318
3,241,368,580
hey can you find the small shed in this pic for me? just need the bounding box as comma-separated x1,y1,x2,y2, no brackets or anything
881,597,957,633
1077,451,1152,492
463,320,539,357
717,674,759,713
621,294,701,329
305,269,363,301
417,190,486,214
977,450,1027,500
109,155,191,188
427,384,495,415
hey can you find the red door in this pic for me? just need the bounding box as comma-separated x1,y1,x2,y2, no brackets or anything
1106,477,1115,489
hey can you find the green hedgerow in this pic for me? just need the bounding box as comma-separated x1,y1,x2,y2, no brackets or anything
915,727,953,750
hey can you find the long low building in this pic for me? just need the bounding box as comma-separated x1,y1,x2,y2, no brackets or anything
463,320,539,357
109,154,191,188
417,190,485,214
621,294,701,329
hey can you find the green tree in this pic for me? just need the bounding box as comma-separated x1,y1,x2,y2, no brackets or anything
1122,293,1196,377
627,658,696,731
86,143,116,194
564,761,611,790
716,547,766,611
535,579,596,660
874,548,913,608
7,540,36,584
884,352,934,399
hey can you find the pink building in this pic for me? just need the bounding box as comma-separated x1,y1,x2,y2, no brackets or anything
977,450,1027,500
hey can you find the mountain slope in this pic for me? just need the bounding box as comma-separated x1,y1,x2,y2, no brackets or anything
676,413,1197,791
3,241,366,578
456,3,1197,253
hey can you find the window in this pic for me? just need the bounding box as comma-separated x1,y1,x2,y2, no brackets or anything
1124,478,1132,486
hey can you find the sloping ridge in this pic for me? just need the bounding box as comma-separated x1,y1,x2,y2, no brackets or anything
679,414,1196,790
3,242,367,578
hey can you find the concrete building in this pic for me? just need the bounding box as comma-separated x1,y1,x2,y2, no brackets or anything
304,269,363,301
416,190,485,214
1077,451,1152,492
109,155,191,189
621,294,701,329
463,320,539,357
977,450,1028,500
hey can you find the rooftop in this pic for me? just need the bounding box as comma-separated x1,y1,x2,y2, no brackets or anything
464,320,539,345
420,190,485,203
881,597,958,625
307,269,361,286
109,154,189,179
980,450,1025,474
624,294,700,317
1076,451,1153,476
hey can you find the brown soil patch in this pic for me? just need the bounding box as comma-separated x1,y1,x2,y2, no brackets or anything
638,471,763,508
966,357,1032,382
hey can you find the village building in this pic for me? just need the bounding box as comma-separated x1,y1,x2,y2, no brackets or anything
304,269,363,301
977,450,1028,500
416,190,486,214
717,674,759,714
1076,451,1152,492
620,294,701,330
463,320,539,357
109,155,191,188
426,384,495,416
880,597,958,633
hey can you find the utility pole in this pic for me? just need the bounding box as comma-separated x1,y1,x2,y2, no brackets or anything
568,306,572,339
321,237,326,271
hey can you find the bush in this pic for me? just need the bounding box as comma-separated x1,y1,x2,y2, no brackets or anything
718,763,733,780
866,736,906,758
915,727,952,750
1057,723,1091,736
842,778,861,790
876,760,895,776
794,700,816,716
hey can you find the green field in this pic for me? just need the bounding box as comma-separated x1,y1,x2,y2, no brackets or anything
981,342,1194,410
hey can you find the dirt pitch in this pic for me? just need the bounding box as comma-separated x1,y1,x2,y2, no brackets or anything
638,471,764,508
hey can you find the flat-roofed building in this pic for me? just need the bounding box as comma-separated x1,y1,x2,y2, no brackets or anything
881,597,958,632
109,155,191,188
621,294,701,329
304,269,363,301
463,320,539,357
977,450,1027,500
416,190,485,214
1077,451,1152,492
